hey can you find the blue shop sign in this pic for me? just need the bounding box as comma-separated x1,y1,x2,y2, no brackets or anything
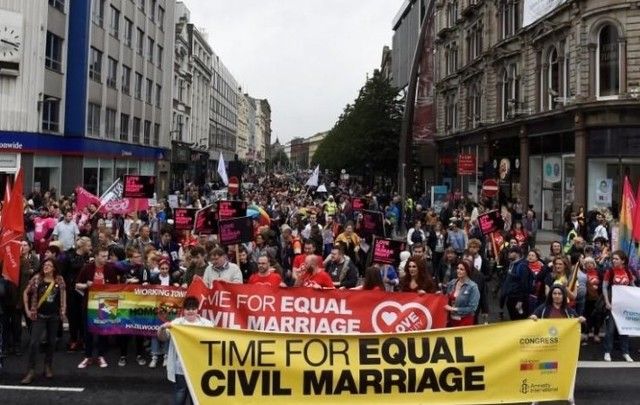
0,131,167,160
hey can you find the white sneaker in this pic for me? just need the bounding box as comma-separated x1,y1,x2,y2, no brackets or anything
148,356,158,368
604,353,612,362
623,353,634,362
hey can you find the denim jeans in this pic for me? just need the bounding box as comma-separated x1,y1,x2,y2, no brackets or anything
27,314,59,369
174,374,192,405
151,337,167,356
603,312,629,354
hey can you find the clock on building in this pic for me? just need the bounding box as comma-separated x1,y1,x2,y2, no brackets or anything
0,9,23,64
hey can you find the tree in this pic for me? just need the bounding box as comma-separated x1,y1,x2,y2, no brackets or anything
313,70,404,180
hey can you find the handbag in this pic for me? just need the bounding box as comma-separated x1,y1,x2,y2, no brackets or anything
591,295,607,318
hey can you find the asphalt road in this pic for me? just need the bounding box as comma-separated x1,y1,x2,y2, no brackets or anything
1,334,639,405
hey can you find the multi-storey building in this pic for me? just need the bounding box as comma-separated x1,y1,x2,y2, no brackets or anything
432,0,640,230
256,98,271,165
211,53,238,163
235,88,249,160
245,95,257,164
0,0,175,196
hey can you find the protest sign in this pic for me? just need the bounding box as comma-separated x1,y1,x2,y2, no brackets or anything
194,205,218,235
477,210,504,236
217,200,247,219
218,216,254,245
123,175,156,198
351,197,366,212
360,210,385,241
87,284,186,336
612,285,640,336
186,279,447,333
372,237,406,266
171,319,580,405
174,208,197,231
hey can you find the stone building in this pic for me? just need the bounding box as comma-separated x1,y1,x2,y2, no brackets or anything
433,0,640,230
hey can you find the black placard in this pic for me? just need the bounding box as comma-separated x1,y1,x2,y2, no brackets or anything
478,210,504,236
173,208,196,231
218,216,254,245
372,238,406,266
123,175,156,198
217,200,247,220
193,205,218,235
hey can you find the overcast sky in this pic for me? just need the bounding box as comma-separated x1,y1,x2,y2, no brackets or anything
184,0,404,144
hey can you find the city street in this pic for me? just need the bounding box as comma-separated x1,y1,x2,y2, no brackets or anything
1,335,639,404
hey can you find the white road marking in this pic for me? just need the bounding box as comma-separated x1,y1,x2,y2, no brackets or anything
579,361,640,368
0,385,85,392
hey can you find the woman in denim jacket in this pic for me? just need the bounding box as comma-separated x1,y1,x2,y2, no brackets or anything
444,260,480,327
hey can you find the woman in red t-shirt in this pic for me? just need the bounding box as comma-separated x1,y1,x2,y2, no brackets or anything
602,250,635,362
582,257,603,343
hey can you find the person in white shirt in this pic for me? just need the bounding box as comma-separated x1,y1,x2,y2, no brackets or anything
202,247,243,287
52,211,80,251
158,296,212,405
593,216,609,241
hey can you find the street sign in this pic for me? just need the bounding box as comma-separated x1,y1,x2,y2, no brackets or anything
457,154,476,175
228,176,239,196
482,178,498,197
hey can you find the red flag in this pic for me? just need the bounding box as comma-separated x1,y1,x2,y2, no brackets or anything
634,180,640,241
75,186,102,212
0,168,24,285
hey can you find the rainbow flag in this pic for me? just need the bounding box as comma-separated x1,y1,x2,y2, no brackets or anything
620,176,638,269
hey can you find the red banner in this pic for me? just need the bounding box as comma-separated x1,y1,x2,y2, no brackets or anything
458,154,476,175
186,278,447,334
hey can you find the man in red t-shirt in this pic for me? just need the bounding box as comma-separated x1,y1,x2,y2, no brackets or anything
294,255,334,290
292,240,324,277
248,254,283,288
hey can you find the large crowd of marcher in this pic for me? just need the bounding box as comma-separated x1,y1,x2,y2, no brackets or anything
0,171,635,404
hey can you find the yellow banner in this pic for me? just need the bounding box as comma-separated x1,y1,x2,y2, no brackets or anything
171,319,580,404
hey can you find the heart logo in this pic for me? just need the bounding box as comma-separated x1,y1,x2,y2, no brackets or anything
381,311,398,326
371,301,433,333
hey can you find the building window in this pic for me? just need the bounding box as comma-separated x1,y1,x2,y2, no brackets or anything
48,0,65,12
121,64,131,94
105,108,116,139
466,22,483,63
158,6,165,30
547,47,559,110
501,64,520,120
109,6,119,38
120,113,129,141
500,0,519,40
150,0,156,22
445,42,458,76
124,18,133,47
45,31,63,72
89,47,102,82
153,123,160,146
467,82,481,128
139,0,145,13
87,103,101,136
137,28,144,55
563,44,571,103
132,117,141,143
144,120,151,145
147,37,154,61
41,96,60,132
156,84,161,107
444,91,458,131
176,114,184,140
107,57,118,88
597,24,620,98
135,72,143,99
157,45,163,67
92,0,105,27
146,79,153,103
447,1,458,28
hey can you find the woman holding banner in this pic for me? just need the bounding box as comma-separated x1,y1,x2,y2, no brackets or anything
529,285,584,322
21,258,66,384
444,261,480,327
602,250,635,362
400,257,436,294
158,296,213,405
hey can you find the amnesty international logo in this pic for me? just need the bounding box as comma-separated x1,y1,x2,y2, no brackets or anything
520,379,529,394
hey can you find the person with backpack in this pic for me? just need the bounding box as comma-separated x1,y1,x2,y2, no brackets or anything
602,250,635,362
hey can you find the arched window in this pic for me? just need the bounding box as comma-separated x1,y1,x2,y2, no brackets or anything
468,82,481,128
597,24,620,98
547,47,559,109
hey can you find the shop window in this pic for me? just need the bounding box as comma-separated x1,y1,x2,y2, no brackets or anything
597,24,620,99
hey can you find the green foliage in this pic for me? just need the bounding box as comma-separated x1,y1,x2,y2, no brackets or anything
269,147,290,170
312,70,404,177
